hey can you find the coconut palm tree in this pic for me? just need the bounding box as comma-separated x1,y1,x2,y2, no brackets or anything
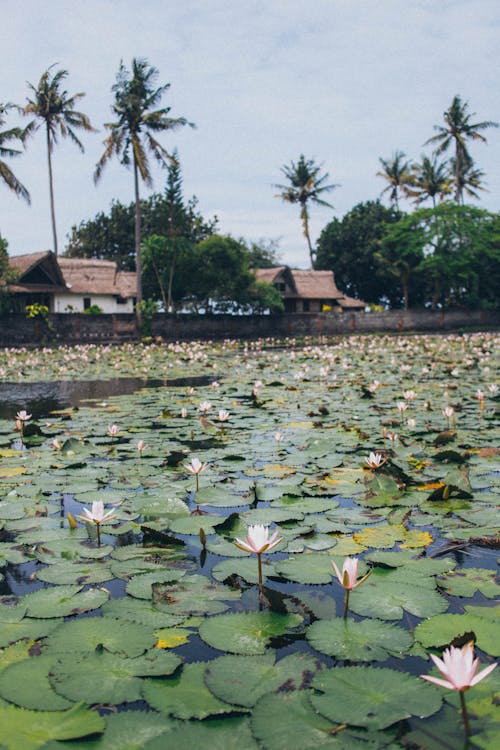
23,66,95,254
376,151,413,210
274,155,337,268
0,103,30,203
451,156,487,204
408,155,452,207
425,95,498,203
94,58,192,311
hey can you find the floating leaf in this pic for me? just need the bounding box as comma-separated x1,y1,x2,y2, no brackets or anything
415,612,499,656
311,666,442,730
143,661,235,719
306,618,412,662
0,702,105,750
0,655,74,710
199,611,303,654
275,553,334,584
439,568,500,599
142,716,258,750
24,585,109,618
44,617,156,657
205,651,321,707
153,574,241,616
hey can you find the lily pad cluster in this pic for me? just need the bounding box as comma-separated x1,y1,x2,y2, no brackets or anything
0,332,498,748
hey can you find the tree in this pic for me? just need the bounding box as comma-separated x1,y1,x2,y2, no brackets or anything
315,201,402,306
408,155,451,207
0,234,18,314
23,66,95,254
425,95,498,203
376,151,413,210
274,155,337,268
94,58,192,311
0,103,30,203
450,156,486,204
379,203,499,309
377,219,425,309
242,238,281,268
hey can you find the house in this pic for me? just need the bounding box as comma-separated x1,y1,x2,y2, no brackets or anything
8,252,137,313
254,266,365,313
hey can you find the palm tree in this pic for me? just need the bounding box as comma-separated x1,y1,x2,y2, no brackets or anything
376,151,413,210
408,155,452,207
274,155,337,268
451,156,487,204
425,95,498,203
0,103,30,203
94,58,192,311
23,66,95,254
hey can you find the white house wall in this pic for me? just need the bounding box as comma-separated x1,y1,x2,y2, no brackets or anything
54,293,134,314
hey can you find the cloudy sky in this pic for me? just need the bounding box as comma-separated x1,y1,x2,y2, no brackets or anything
2,0,499,266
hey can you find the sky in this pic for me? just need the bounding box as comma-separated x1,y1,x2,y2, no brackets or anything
2,0,499,267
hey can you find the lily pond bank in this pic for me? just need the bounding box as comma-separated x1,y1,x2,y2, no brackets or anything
0,308,499,347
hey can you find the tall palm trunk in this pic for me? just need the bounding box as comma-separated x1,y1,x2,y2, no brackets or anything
301,204,315,269
46,124,58,255
133,157,143,318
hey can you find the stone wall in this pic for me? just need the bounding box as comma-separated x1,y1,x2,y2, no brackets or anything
0,309,498,347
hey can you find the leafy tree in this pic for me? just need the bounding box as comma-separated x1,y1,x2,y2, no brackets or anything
66,200,136,269
316,201,402,305
0,103,30,203
0,234,18,313
425,95,498,203
23,66,95,254
379,203,499,309
408,155,451,207
376,151,413,210
450,156,486,204
274,155,337,268
377,220,425,309
242,238,281,268
94,58,192,309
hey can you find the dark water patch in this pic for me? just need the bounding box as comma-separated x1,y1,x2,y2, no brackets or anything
0,375,213,420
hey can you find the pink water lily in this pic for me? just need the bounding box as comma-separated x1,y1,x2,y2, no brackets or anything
234,525,282,601
76,500,117,546
331,557,372,618
16,410,31,422
184,457,209,491
234,524,282,555
365,452,386,470
421,642,497,737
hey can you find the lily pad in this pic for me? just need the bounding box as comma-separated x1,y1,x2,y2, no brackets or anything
311,666,442,730
0,702,105,750
0,655,75,710
153,574,241,616
205,651,321,707
44,616,156,657
143,661,235,719
24,585,109,618
198,611,303,654
415,612,499,656
306,618,412,661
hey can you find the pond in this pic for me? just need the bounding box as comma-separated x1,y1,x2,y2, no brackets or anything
0,333,498,749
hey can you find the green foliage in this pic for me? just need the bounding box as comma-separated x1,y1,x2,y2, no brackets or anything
82,304,102,315
316,201,402,305
136,297,158,336
0,235,17,314
0,103,31,203
26,303,49,319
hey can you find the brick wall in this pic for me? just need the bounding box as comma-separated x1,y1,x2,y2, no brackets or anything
0,310,498,347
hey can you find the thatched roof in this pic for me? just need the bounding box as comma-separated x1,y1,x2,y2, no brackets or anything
254,266,366,309
8,253,136,299
58,258,136,298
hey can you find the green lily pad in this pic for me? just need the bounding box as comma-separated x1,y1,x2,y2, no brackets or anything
251,690,398,749
311,666,442,730
125,569,187,599
306,618,413,661
211,556,276,585
439,568,500,598
153,574,241,616
44,616,156,657
143,660,235,718
36,561,114,585
275,553,334,584
349,567,448,620
205,651,321,707
0,655,75,710
24,585,109,618
0,617,63,647
101,596,184,628
0,702,105,750
50,649,181,704
142,716,258,750
199,611,303,654
415,612,499,656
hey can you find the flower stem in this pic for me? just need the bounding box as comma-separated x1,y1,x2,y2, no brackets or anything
343,589,350,619
257,553,263,595
459,691,471,738
96,522,101,548
195,474,199,492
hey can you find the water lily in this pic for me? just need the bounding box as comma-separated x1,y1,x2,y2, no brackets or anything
137,439,146,455
403,390,416,400
16,410,31,422
365,452,386,470
184,456,209,491
107,424,119,437
76,500,117,546
420,642,497,737
216,409,230,422
198,401,212,414
52,438,62,451
274,431,284,444
234,525,282,599
331,556,372,618
442,406,455,428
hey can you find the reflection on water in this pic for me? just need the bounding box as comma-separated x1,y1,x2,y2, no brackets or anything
0,375,213,420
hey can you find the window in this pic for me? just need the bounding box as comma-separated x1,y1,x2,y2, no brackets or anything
303,300,310,312
83,297,91,310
